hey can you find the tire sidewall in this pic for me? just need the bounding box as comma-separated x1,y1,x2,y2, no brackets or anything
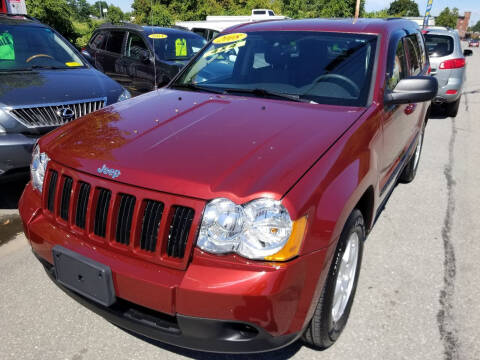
324,211,365,342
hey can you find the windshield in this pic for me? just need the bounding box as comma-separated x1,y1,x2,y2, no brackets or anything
0,25,85,71
147,32,206,61
173,31,377,106
424,34,454,57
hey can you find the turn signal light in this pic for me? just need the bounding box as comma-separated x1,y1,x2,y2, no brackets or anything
264,216,308,261
439,58,465,69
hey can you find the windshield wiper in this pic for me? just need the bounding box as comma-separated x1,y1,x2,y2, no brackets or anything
222,88,314,103
30,65,66,70
170,83,224,94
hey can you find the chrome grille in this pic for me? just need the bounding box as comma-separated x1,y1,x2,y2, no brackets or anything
7,98,106,128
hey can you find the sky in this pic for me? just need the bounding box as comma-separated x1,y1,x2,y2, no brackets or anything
94,0,480,27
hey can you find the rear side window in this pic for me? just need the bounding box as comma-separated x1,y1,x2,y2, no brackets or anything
424,34,454,57
105,31,124,54
90,32,107,50
404,35,422,76
125,32,150,60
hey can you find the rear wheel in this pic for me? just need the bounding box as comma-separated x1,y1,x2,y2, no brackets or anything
446,97,461,118
399,124,425,183
303,210,365,349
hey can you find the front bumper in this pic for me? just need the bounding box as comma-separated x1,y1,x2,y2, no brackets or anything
19,184,330,353
0,133,38,180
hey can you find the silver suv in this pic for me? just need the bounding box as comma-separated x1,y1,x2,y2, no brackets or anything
424,29,471,117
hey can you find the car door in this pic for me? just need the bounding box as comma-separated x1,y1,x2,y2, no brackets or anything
380,34,411,194
102,30,128,86
123,31,155,96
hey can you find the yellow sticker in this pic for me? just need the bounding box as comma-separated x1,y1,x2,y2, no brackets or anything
65,62,82,67
203,40,246,58
148,34,168,39
212,33,247,44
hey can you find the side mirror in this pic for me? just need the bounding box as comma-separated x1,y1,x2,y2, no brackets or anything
384,76,438,105
81,50,95,66
463,49,473,57
141,53,152,64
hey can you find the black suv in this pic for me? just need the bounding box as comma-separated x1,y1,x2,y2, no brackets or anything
84,24,206,96
0,14,129,182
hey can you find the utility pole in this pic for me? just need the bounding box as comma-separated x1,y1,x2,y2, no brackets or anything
354,0,361,22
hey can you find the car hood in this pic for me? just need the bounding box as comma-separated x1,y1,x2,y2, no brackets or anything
41,89,365,202
0,68,122,107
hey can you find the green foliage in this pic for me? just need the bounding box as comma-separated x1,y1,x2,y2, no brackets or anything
364,9,389,18
436,7,459,29
26,0,77,42
72,19,104,48
387,0,419,17
281,0,365,18
471,20,480,33
106,5,124,24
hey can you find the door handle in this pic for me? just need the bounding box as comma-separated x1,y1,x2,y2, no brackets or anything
404,103,417,115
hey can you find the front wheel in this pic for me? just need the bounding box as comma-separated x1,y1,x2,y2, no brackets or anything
303,209,365,349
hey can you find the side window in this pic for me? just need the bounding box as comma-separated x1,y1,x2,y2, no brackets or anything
105,31,124,54
416,32,427,68
126,32,150,61
388,39,407,90
90,32,107,50
405,35,422,76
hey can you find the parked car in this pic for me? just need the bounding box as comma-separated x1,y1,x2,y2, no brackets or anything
424,29,471,117
83,24,207,96
0,14,130,182
20,19,437,353
468,38,479,47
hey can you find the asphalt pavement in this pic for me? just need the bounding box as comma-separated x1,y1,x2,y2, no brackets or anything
1,49,480,360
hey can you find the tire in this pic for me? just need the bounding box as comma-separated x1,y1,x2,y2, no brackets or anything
446,97,461,118
303,209,365,350
399,124,425,183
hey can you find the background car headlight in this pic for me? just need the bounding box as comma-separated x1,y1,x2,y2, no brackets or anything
197,198,305,261
30,144,49,193
117,89,131,102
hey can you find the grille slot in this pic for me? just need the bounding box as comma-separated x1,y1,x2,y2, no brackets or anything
94,188,111,238
167,206,195,258
140,200,164,252
9,99,106,128
46,170,58,213
75,182,91,229
115,194,136,245
60,176,73,221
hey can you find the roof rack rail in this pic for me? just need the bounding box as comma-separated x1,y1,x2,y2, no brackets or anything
386,17,404,21
99,22,144,30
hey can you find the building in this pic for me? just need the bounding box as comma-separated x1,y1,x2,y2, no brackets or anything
456,11,471,38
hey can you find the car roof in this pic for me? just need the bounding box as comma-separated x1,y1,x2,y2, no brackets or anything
424,29,458,37
224,18,420,37
0,14,45,27
98,23,203,37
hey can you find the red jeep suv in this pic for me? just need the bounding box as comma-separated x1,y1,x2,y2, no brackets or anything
19,19,437,353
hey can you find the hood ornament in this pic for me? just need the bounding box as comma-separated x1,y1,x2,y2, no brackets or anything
58,107,75,121
97,164,121,179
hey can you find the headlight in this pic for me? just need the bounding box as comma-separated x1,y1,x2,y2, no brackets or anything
30,144,50,193
117,89,131,102
197,198,306,261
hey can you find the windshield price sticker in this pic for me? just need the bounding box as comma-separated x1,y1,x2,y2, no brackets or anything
148,34,168,39
0,32,15,60
65,62,82,67
213,33,247,44
203,40,246,58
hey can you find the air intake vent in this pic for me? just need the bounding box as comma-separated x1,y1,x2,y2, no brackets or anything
75,182,90,229
167,206,195,258
60,176,73,221
140,200,164,252
46,170,58,213
115,194,136,245
94,188,111,237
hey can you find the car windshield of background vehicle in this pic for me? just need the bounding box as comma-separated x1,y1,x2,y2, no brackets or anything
172,31,378,107
147,33,207,61
424,34,454,57
0,25,85,71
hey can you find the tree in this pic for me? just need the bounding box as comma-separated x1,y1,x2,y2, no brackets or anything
387,0,419,17
436,7,459,29
91,1,109,18
471,20,480,33
364,9,389,18
282,0,364,19
26,0,76,42
106,5,124,24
